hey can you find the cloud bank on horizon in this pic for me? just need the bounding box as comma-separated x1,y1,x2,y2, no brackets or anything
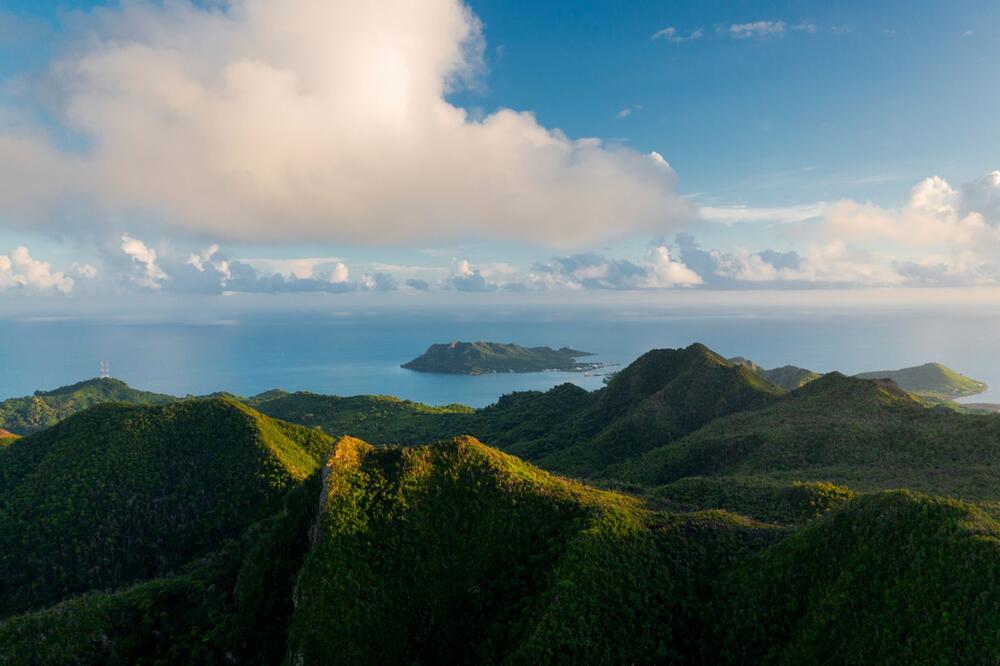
0,0,997,299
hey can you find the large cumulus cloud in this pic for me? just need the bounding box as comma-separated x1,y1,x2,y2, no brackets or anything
0,0,689,246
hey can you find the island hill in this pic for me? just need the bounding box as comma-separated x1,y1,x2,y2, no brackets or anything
729,356,987,404
401,341,606,375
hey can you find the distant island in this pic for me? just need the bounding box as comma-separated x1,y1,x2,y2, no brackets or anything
730,356,987,403
402,341,605,375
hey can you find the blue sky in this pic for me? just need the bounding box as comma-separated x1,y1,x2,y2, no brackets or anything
0,0,997,305
460,0,997,203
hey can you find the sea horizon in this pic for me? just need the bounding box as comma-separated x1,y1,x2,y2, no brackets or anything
5,303,1000,407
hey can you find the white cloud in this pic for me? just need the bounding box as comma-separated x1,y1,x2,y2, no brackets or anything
121,233,168,289
327,262,350,284
530,248,700,290
449,258,496,292
961,171,1000,220
729,21,786,39
187,244,220,271
73,263,98,279
651,26,704,43
786,242,904,285
699,202,827,225
0,246,75,294
824,176,998,248
240,256,345,280
0,0,690,247
645,245,702,287
695,172,1000,288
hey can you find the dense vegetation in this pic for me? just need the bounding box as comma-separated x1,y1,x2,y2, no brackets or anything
0,378,175,435
712,491,1000,664
401,341,601,374
6,342,1000,663
649,476,855,526
0,398,332,616
621,372,1000,501
250,390,472,442
287,436,777,665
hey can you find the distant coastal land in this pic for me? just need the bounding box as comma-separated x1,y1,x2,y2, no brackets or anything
730,357,987,405
402,341,607,375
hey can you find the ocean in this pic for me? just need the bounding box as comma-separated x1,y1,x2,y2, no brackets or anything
2,305,1000,406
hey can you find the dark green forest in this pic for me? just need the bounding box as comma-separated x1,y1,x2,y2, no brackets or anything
4,344,1000,664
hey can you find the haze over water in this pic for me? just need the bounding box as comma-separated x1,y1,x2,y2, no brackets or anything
3,306,999,407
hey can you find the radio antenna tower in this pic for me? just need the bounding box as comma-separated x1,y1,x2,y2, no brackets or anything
100,360,110,380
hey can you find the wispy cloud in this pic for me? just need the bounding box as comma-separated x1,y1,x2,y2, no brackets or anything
699,202,828,225
616,104,642,119
728,20,786,39
651,26,704,43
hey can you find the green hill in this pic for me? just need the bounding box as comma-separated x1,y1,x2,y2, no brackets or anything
252,345,785,478
0,378,176,435
855,361,988,400
0,470,326,665
286,435,775,665
250,391,472,442
0,397,333,616
622,372,1000,500
402,341,600,374
508,344,782,476
5,413,1000,663
730,356,987,401
713,491,1000,664
650,476,855,526
761,364,822,389
729,357,821,390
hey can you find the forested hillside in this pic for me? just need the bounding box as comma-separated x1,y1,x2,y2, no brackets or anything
0,378,175,435
5,344,1000,663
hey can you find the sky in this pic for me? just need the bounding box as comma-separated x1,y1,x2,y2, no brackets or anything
0,0,997,310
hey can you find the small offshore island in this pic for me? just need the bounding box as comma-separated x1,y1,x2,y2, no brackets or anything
402,341,607,375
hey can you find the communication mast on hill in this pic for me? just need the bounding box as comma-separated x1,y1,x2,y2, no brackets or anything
100,360,110,380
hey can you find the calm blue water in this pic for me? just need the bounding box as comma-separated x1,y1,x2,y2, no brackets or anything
2,306,1000,407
